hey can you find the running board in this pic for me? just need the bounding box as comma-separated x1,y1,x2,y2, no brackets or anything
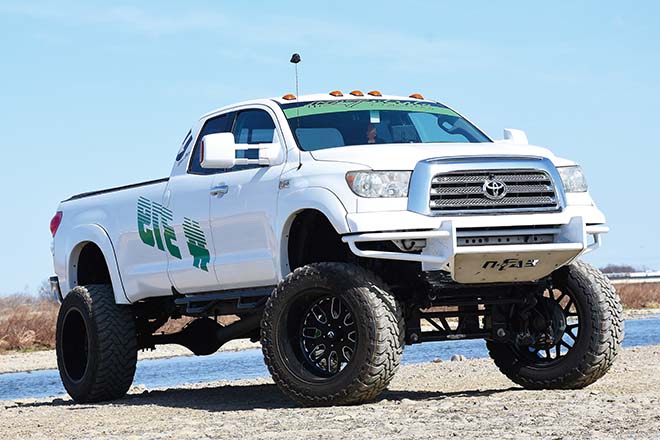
172,286,275,315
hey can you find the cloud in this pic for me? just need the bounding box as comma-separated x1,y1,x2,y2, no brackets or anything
101,6,227,35
0,2,227,36
0,2,497,72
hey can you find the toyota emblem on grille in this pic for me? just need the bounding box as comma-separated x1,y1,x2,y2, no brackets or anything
482,175,507,200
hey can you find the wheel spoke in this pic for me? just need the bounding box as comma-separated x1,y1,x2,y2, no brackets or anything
330,297,341,320
310,344,326,361
555,291,566,304
343,312,354,326
311,305,327,324
347,330,357,343
328,351,339,373
342,346,353,362
302,327,322,339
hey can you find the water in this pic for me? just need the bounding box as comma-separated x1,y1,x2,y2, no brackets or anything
2,316,658,401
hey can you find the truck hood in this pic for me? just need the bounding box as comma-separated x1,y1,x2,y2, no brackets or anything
309,142,570,170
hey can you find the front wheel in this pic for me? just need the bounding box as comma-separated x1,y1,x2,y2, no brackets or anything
261,263,404,406
487,260,624,389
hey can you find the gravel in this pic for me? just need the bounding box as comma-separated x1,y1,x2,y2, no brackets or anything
1,344,658,439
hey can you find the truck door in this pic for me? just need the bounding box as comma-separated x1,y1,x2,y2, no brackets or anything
208,107,285,290
165,112,236,294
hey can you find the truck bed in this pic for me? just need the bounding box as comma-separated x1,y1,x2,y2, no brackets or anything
63,178,170,202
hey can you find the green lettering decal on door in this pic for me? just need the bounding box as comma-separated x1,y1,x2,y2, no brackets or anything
183,218,210,272
136,197,210,271
136,197,182,260
137,197,156,247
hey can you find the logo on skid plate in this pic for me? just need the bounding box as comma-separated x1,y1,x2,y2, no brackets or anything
482,258,540,272
482,175,507,200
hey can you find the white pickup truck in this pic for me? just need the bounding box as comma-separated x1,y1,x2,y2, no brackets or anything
50,91,623,406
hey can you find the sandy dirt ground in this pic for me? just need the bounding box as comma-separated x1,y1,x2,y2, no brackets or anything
1,344,658,439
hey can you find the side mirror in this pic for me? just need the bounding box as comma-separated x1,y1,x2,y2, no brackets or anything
502,128,529,145
200,133,284,169
200,133,237,169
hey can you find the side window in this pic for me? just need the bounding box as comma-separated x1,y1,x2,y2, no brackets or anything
233,109,276,145
231,109,278,166
188,112,235,175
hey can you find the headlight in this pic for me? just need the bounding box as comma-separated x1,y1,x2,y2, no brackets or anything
346,171,412,198
557,166,588,192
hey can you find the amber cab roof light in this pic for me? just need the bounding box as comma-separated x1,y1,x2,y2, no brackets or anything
282,94,296,100
329,90,344,97
409,93,424,99
349,90,364,96
367,90,382,96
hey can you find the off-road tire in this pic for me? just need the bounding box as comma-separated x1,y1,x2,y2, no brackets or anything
261,263,404,406
487,260,623,389
56,284,137,403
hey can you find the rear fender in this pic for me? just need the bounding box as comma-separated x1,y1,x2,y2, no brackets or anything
64,224,129,304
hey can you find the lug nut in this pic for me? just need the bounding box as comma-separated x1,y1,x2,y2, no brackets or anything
497,328,507,338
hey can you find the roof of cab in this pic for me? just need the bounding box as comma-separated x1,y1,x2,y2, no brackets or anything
270,92,432,104
200,93,435,120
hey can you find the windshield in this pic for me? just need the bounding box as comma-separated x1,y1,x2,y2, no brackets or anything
281,99,490,151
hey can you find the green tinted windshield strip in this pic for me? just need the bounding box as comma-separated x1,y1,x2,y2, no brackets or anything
282,100,459,119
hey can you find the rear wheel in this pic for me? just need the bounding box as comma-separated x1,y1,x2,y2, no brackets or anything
56,284,137,403
487,261,623,389
261,263,404,406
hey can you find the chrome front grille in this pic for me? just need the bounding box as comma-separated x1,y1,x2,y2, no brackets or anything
429,169,559,213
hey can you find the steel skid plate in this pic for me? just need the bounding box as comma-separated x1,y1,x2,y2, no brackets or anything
452,248,582,284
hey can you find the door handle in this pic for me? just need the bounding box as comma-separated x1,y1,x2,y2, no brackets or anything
210,184,229,197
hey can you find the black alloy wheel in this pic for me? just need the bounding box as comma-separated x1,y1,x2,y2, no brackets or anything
299,295,358,376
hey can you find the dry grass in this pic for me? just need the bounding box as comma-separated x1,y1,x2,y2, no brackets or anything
614,282,660,309
0,295,59,352
0,294,238,353
0,282,658,353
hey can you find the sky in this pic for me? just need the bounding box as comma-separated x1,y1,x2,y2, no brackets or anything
0,0,659,295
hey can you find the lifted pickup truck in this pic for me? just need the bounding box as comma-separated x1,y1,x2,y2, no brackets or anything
50,91,622,406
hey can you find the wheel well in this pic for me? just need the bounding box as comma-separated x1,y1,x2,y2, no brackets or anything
287,210,350,271
76,242,111,286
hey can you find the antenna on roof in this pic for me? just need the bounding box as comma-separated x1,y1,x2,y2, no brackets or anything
290,53,301,99
289,53,303,170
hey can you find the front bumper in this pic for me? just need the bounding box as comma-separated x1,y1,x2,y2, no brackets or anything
341,209,608,284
